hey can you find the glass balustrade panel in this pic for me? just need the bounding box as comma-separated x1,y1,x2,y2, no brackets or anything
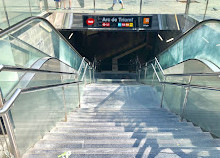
4,0,31,26
10,86,66,156
162,84,185,115
190,75,220,88
141,0,186,14
153,63,164,98
95,0,140,14
64,84,79,113
144,65,154,85
188,0,220,21
158,22,220,72
165,76,191,85
0,35,49,98
184,87,220,138
47,0,94,12
204,0,220,20
29,0,42,16
10,20,84,71
188,0,207,21
45,0,188,14
0,0,9,29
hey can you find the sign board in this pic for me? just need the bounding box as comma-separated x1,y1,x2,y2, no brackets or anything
83,15,152,30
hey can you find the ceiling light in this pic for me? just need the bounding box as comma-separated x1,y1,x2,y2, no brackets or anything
68,33,73,39
166,38,174,43
158,34,163,41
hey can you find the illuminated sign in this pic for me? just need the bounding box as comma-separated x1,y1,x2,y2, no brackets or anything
83,15,152,29
97,16,138,28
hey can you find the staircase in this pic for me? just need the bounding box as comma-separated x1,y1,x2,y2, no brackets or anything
23,83,220,158
95,72,137,84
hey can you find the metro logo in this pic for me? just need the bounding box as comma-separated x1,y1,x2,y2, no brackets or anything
143,18,150,24
86,18,95,25
129,23,133,27
122,23,126,27
102,23,110,27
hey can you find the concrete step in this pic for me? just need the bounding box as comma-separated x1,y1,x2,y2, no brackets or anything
12,110,64,113
23,147,220,158
76,108,168,112
69,114,177,118
13,122,59,128
56,121,194,128
72,110,170,113
80,105,160,108
33,138,220,149
14,121,193,130
67,115,178,119
78,107,164,110
51,126,202,133
13,118,63,123
66,118,180,123
69,113,177,117
69,111,177,115
49,129,204,136
77,109,168,112
43,132,212,140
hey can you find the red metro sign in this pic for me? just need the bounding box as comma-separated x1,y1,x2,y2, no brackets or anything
86,18,95,25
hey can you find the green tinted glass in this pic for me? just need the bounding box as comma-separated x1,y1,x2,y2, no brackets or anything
158,22,220,70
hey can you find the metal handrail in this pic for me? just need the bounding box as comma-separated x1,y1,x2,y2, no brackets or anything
160,81,220,92
151,64,161,82
0,16,91,65
150,61,220,122
151,64,220,92
155,57,165,75
165,72,220,77
0,89,21,115
0,64,76,75
22,81,82,93
152,57,220,78
0,81,82,115
77,57,85,74
0,59,90,115
81,63,88,81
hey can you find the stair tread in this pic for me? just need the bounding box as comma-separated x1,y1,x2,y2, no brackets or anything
24,147,220,156
34,139,220,148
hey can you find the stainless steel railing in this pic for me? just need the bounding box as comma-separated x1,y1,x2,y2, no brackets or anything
0,15,94,158
0,61,91,158
77,57,85,78
149,57,220,122
0,64,76,75
154,57,164,75
0,60,91,114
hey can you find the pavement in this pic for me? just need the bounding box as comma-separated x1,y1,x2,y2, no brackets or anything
47,0,220,21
